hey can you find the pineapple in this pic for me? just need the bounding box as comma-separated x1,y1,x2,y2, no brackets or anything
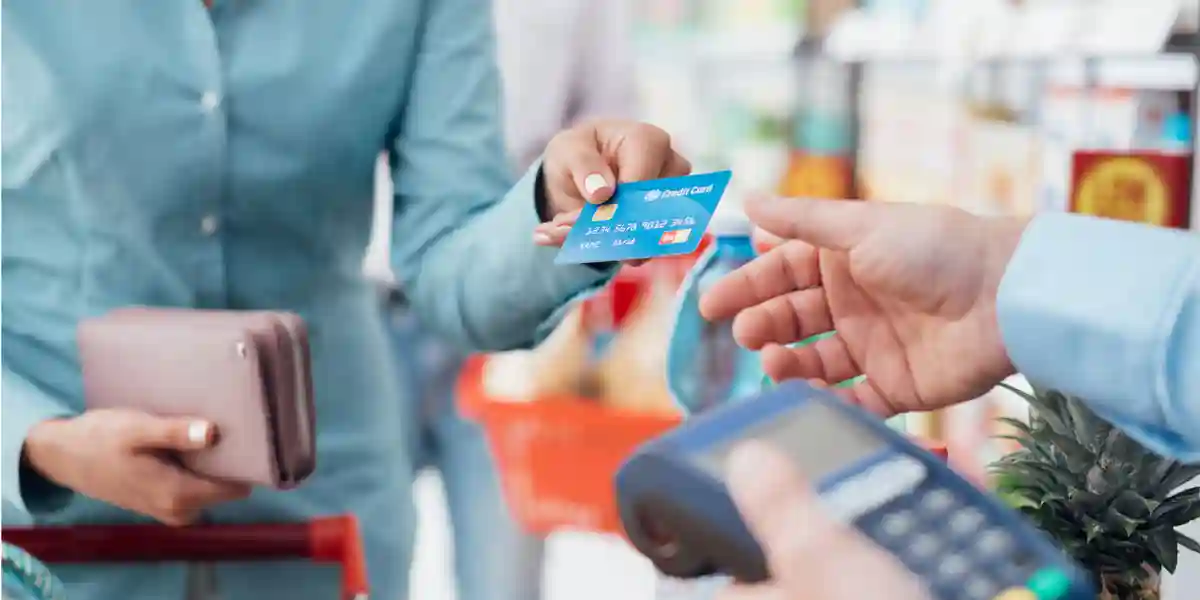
990,384,1200,600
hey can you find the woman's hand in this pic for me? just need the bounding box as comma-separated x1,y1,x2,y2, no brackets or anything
533,119,691,248
23,409,251,526
719,442,931,600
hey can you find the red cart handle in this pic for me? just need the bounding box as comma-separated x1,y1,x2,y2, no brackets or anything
2,515,368,600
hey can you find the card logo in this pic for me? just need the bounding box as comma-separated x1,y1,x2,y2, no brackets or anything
592,204,617,221
644,189,663,202
658,229,692,245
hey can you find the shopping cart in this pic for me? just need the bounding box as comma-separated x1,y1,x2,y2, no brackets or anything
1,515,368,600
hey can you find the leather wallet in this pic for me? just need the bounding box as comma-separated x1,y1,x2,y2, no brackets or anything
77,307,316,489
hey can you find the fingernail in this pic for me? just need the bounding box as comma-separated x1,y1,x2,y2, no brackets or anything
188,421,212,446
533,232,553,245
583,173,608,197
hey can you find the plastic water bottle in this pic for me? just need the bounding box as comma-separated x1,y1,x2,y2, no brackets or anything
667,210,764,415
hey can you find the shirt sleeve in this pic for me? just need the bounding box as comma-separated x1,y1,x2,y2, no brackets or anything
389,0,617,352
997,212,1200,460
2,365,76,516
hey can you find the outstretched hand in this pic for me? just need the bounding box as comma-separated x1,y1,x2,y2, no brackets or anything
700,195,1027,417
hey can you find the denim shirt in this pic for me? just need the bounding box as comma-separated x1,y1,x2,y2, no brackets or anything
998,213,1200,460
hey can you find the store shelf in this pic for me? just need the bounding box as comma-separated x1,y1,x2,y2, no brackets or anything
1048,54,1199,91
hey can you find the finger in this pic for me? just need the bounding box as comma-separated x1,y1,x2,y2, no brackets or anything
552,135,618,204
551,209,581,227
699,242,820,322
614,126,674,183
746,195,875,252
534,212,578,247
625,259,648,267
730,287,833,350
123,414,217,452
571,152,617,204
751,227,785,255
725,442,851,575
145,464,252,526
727,446,931,599
658,150,693,179
533,226,570,247
759,337,859,384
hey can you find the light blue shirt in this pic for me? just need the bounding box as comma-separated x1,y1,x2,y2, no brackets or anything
2,2,612,599
998,213,1200,460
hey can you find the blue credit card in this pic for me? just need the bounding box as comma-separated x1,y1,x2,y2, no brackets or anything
555,170,733,265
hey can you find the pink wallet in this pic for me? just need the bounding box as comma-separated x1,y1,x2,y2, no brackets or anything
77,307,316,489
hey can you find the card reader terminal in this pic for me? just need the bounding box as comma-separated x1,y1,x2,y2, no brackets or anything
615,380,1094,600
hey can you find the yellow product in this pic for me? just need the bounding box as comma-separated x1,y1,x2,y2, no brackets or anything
595,277,679,415
526,306,594,400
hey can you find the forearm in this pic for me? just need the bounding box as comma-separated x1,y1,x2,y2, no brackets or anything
997,213,1200,458
395,162,616,352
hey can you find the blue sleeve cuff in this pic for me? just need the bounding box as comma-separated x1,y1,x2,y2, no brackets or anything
997,213,1200,456
399,159,618,352
489,159,619,343
2,368,76,517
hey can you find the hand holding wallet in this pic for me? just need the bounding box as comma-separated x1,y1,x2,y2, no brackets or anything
77,308,317,489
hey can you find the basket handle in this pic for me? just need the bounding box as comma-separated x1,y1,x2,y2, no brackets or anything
1,516,368,600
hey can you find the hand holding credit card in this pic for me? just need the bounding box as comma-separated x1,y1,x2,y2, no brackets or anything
555,171,732,265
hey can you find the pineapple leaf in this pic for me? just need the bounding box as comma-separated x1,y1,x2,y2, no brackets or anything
1153,488,1200,526
996,417,1034,436
1101,508,1142,537
1083,517,1105,543
995,434,1056,463
1177,531,1200,555
1161,463,1200,492
997,381,1036,403
1147,526,1180,572
1110,490,1155,519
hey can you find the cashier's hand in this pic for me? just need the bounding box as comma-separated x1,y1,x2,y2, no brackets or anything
23,409,252,526
721,442,931,600
533,119,691,249
700,195,1027,417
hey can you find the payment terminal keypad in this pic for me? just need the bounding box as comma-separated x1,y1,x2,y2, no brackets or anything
857,481,1040,600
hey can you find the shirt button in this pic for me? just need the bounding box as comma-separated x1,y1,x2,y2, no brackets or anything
200,215,220,236
199,91,222,113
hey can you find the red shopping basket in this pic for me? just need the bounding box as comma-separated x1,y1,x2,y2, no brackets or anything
1,515,368,600
458,354,682,537
460,353,949,538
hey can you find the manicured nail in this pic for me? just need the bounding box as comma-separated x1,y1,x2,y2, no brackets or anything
188,421,212,446
533,232,553,245
583,173,608,198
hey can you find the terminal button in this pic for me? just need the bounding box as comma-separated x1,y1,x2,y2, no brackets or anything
1026,568,1072,599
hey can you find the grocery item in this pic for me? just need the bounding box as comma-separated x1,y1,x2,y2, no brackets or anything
595,274,682,415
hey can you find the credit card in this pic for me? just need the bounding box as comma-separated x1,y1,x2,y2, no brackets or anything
555,170,732,265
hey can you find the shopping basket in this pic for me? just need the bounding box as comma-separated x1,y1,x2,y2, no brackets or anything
1,515,368,600
461,351,950,538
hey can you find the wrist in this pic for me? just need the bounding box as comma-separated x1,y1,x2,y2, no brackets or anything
982,215,1031,376
23,418,71,485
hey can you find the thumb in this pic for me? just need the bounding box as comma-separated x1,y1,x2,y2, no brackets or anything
556,143,617,205
122,413,217,451
746,195,875,252
726,443,898,579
